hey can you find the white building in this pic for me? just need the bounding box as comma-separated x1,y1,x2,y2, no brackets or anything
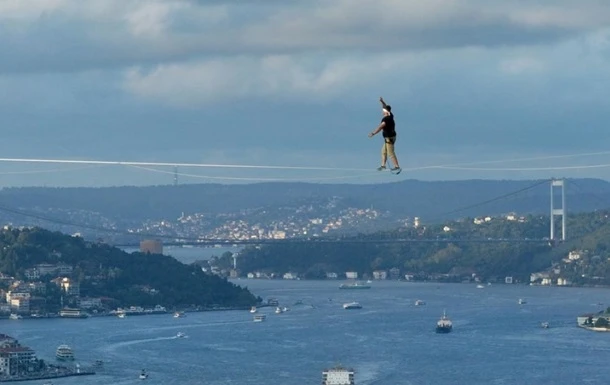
373,270,387,280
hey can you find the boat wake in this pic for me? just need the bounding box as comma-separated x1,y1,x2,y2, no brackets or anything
99,336,177,353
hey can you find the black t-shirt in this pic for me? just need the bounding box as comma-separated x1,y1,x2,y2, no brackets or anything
381,114,396,137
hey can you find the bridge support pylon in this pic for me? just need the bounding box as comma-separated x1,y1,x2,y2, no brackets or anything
550,178,566,243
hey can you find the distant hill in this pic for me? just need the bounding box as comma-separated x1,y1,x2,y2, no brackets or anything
1,178,608,219
0,178,609,242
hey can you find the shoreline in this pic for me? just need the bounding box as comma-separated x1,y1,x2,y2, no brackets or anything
0,369,95,383
577,324,610,333
0,306,253,321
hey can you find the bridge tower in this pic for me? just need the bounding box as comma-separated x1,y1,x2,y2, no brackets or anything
550,179,566,242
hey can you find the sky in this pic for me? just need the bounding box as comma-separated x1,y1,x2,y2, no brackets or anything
0,0,609,187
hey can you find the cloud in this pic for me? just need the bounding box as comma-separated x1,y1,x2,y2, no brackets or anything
1,0,609,75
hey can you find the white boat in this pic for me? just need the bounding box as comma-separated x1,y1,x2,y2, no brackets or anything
176,332,186,338
282,306,290,312
8,313,22,320
139,369,148,380
476,284,485,289
415,299,426,306
343,302,362,310
250,306,257,313
275,307,283,314
339,282,371,290
518,298,527,305
56,345,75,361
253,314,266,322
322,365,355,385
435,310,453,334
118,313,126,318
173,311,186,318
541,322,550,329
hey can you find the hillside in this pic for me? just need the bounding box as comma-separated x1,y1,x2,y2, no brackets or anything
228,209,610,285
0,227,259,310
0,178,609,244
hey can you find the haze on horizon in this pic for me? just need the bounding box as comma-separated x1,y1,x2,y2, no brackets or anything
1,0,609,188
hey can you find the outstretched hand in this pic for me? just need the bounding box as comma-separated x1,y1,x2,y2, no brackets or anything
368,132,374,138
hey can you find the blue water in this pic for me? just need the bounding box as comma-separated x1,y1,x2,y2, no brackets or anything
2,280,609,384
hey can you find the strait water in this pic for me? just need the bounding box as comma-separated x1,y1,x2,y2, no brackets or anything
1,280,609,385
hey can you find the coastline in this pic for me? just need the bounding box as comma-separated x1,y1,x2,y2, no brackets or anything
577,324,610,333
0,305,253,321
0,368,95,383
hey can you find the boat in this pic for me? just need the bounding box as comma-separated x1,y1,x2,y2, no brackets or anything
139,369,148,380
415,299,426,306
435,310,453,333
250,306,257,313
118,313,126,318
59,308,89,318
518,298,527,305
56,344,75,361
173,311,186,318
8,313,22,320
343,302,362,310
541,322,550,329
275,307,283,314
253,314,266,322
339,281,371,289
476,284,485,289
176,332,186,338
322,365,355,385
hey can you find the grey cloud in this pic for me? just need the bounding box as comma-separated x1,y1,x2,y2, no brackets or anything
0,0,607,74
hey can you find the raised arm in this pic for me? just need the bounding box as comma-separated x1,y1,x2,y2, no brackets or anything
379,97,387,108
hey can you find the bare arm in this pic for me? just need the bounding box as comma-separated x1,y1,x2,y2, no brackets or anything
369,121,385,137
379,96,387,108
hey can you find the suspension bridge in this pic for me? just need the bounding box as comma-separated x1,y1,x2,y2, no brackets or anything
0,152,604,249
110,178,569,248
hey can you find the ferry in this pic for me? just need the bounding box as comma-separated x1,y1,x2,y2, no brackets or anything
322,365,355,385
339,282,371,290
56,345,75,361
343,302,362,310
59,308,89,318
435,310,453,334
253,314,266,322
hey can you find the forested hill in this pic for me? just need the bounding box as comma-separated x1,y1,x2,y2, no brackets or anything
1,178,609,222
0,227,259,308
231,209,610,285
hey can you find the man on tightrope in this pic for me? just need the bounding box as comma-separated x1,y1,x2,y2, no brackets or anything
368,97,401,174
